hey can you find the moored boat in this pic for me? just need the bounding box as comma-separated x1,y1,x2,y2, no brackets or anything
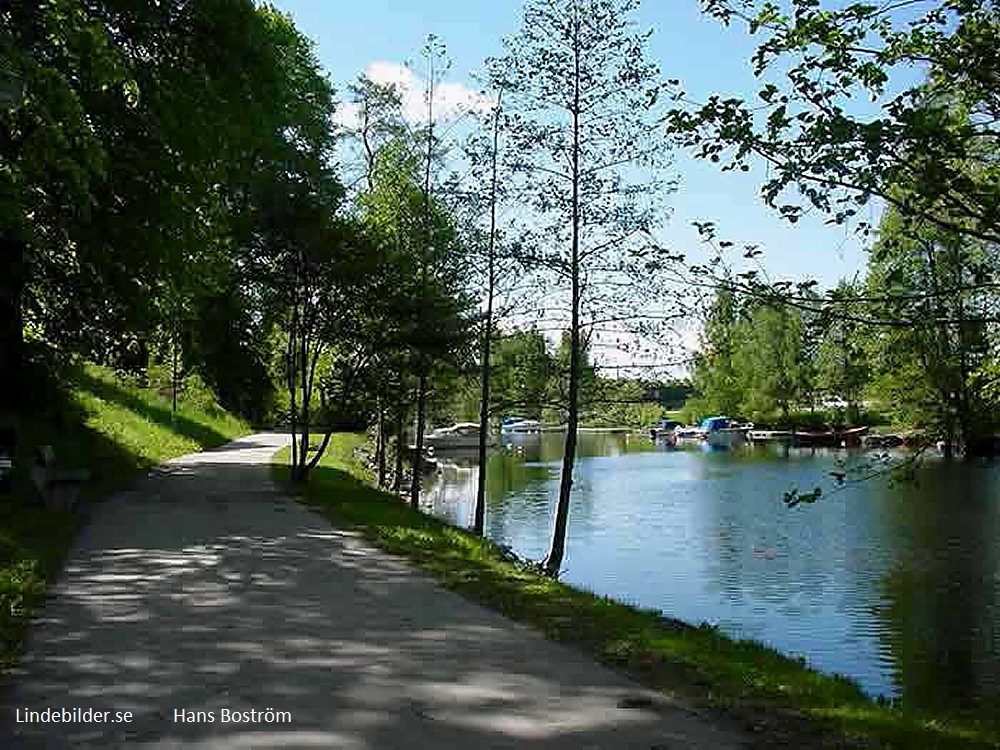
423,422,495,450
500,417,542,434
648,419,680,446
674,425,702,440
698,416,753,448
649,419,681,440
748,430,794,443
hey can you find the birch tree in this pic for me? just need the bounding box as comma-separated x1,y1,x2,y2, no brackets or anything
489,0,674,576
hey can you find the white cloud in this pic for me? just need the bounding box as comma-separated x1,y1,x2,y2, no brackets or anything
335,60,492,129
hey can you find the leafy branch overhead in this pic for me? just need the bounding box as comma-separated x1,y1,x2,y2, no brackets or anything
666,0,1000,244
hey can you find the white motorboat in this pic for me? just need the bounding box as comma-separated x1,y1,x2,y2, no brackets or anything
500,417,542,434
673,425,702,440
423,422,495,450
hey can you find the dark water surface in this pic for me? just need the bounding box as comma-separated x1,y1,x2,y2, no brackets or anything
421,432,1000,713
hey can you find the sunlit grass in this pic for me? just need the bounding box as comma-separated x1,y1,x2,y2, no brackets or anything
278,433,1000,750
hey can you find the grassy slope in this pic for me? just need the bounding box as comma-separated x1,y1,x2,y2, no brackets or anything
0,362,249,670
277,434,998,750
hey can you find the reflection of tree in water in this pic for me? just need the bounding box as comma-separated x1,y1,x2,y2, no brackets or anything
481,433,633,562
425,437,1000,715
482,448,558,559
877,463,1000,712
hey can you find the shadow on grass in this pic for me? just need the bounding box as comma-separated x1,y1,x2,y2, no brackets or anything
279,445,1000,750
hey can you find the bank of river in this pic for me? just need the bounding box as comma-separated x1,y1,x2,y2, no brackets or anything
421,432,1000,717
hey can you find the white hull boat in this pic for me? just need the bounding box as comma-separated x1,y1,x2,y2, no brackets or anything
698,416,753,448
705,427,749,447
500,418,542,434
423,423,495,451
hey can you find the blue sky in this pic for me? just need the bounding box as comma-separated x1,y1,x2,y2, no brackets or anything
271,0,873,293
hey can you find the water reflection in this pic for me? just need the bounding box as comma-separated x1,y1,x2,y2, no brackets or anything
876,464,1000,712
419,432,1000,713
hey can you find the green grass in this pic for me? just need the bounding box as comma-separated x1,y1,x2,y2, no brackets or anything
1,361,249,671
277,434,999,750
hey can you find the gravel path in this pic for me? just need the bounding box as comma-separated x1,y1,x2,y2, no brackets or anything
1,433,748,749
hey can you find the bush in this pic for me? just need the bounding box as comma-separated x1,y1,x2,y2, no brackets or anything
179,373,225,415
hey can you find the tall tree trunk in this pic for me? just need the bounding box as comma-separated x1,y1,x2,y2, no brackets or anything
474,90,503,536
410,41,437,511
410,374,428,509
545,24,582,578
376,397,387,488
393,411,405,494
287,304,299,478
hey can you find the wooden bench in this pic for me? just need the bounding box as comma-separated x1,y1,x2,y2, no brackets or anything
31,445,90,509
0,453,11,493
0,426,13,493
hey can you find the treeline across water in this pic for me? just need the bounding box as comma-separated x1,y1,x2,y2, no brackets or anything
433,328,691,429
687,206,1000,452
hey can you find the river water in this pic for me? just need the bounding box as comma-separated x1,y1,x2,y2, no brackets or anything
420,432,1000,713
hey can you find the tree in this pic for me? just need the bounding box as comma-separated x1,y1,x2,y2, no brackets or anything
339,73,411,489
473,91,504,535
186,277,276,424
2,1,407,491
689,288,745,417
1,0,338,404
491,328,554,419
344,74,406,194
585,376,666,427
460,85,547,535
490,0,672,576
404,36,479,510
408,37,441,509
669,0,1000,249
815,280,868,424
1,0,132,467
863,208,998,453
358,129,475,499
734,302,809,421
664,0,1000,451
261,175,337,480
